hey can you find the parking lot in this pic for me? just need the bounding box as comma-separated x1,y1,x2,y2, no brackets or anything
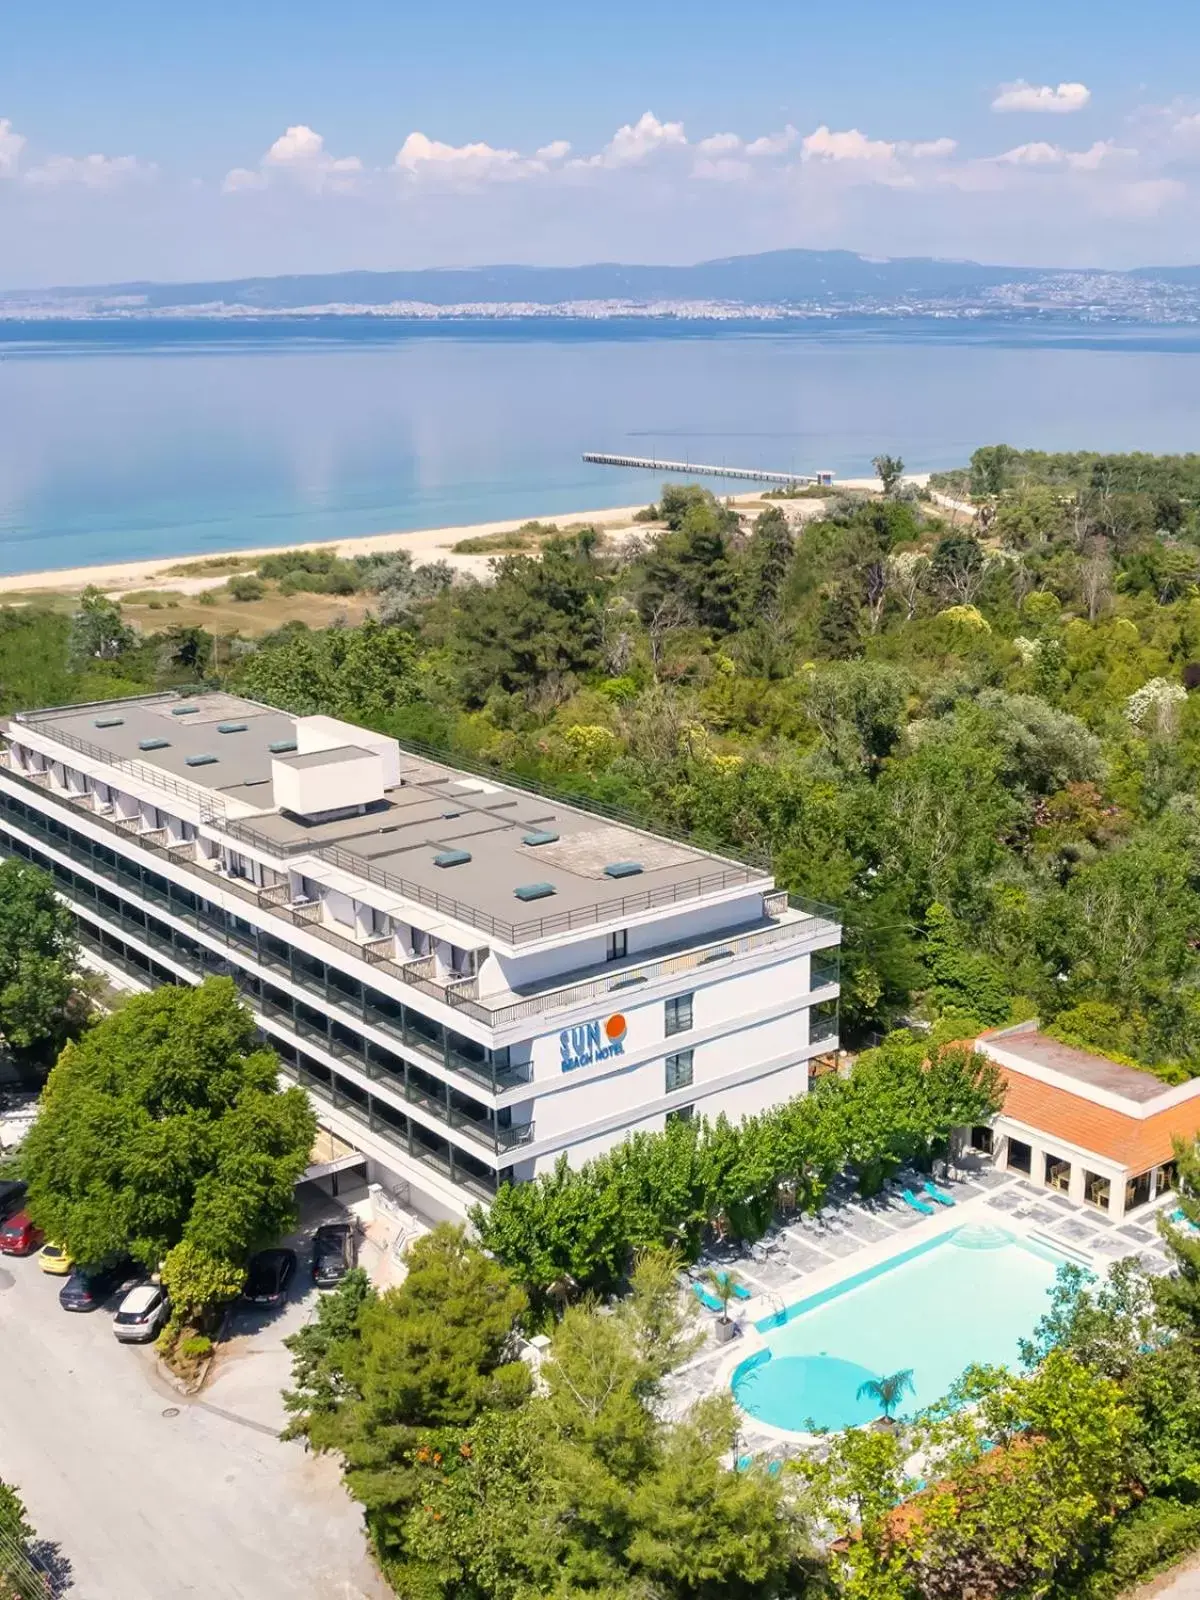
0,1185,393,1600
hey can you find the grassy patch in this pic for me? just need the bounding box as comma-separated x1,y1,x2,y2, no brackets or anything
162,554,260,577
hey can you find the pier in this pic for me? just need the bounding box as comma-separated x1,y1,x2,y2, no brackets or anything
583,452,834,488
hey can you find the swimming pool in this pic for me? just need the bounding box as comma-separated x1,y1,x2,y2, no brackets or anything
731,1224,1072,1433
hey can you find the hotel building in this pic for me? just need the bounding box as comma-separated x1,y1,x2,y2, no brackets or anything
0,692,841,1222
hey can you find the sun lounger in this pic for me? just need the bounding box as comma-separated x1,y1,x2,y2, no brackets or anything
923,1180,956,1207
692,1282,725,1313
903,1188,936,1215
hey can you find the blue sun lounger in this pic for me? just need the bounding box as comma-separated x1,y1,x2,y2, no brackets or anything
923,1180,956,1207
692,1282,725,1312
903,1188,936,1216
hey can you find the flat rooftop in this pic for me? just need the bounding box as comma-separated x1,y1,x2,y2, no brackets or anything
984,1028,1174,1105
10,692,782,943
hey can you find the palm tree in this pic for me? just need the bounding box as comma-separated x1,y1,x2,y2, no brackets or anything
703,1267,741,1326
856,1368,915,1425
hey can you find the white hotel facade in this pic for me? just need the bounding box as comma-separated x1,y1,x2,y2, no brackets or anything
0,692,841,1222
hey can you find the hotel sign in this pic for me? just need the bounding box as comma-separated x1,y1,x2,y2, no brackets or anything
560,1014,628,1073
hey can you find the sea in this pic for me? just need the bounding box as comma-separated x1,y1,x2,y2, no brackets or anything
1,316,1200,578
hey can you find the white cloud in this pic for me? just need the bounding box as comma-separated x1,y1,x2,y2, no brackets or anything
582,111,687,169
535,139,571,162
0,118,26,175
907,137,957,159
996,141,1065,165
992,80,1091,114
22,153,155,190
801,125,896,162
697,131,743,155
224,124,362,194
393,131,523,180
1065,139,1134,170
746,126,799,157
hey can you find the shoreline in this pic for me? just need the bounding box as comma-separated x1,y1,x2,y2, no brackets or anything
0,476,905,600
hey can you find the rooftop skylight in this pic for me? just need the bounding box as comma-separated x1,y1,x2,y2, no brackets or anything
185,754,217,767
93,716,124,729
514,882,556,901
171,705,199,717
603,861,643,879
523,830,560,847
434,849,472,868
138,737,169,751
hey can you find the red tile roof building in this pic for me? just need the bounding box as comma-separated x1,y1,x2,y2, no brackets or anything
972,1023,1196,1221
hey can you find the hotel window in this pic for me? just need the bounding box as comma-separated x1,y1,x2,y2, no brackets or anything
666,1105,694,1126
1125,1168,1154,1213
1084,1170,1111,1211
1006,1138,1032,1175
665,993,693,1036
970,1125,994,1155
1156,1161,1178,1198
606,929,627,962
1045,1154,1072,1193
665,1049,694,1093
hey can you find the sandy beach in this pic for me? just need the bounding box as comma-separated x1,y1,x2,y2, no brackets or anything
0,475,915,600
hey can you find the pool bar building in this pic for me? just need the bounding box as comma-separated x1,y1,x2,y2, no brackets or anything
0,692,841,1221
972,1022,1200,1221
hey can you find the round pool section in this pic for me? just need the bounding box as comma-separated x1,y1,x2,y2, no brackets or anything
731,1224,1071,1434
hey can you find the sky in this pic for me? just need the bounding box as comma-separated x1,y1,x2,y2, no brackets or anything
3,0,1200,287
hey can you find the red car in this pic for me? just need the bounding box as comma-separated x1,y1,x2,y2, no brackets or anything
0,1211,44,1257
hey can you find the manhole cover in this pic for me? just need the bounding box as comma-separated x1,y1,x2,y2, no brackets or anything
162,1407,180,1419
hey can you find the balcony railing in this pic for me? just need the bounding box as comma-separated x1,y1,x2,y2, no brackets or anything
0,793,531,1096
0,750,840,1039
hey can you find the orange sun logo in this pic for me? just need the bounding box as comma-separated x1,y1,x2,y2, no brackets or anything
605,1014,627,1042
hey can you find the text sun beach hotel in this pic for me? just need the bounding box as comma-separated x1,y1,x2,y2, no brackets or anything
0,692,841,1221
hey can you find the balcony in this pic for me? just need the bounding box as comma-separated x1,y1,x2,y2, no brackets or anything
0,793,531,1097
0,748,840,1042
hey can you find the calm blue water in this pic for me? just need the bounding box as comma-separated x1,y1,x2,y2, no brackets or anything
731,1223,1067,1432
2,317,1200,577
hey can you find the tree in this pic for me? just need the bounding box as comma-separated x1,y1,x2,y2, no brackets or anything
22,979,315,1295
802,661,907,774
0,1478,42,1600
930,533,986,605
793,1424,916,1600
914,1351,1135,1598
739,506,794,623
873,454,905,497
702,1266,741,1327
1156,1136,1200,1336
452,534,607,701
857,1368,915,1424
636,491,740,636
68,585,136,665
0,858,79,1050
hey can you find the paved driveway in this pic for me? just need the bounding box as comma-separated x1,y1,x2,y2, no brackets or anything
0,1237,390,1600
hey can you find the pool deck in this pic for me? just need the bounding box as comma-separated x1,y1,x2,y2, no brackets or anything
666,1155,1175,1457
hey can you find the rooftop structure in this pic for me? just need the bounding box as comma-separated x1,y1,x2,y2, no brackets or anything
0,691,841,1222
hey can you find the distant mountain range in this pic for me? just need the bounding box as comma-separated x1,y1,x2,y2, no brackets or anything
6,249,1200,322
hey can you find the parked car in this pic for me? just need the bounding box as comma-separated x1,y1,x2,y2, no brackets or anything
0,1211,44,1257
0,1178,26,1222
38,1241,73,1276
311,1222,357,1288
113,1283,170,1343
59,1259,133,1312
242,1248,296,1306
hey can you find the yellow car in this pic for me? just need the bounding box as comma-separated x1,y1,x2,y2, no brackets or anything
38,1242,73,1276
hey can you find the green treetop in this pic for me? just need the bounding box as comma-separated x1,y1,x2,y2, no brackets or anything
21,977,315,1306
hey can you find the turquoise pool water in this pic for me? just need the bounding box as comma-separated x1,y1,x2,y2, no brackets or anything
731,1224,1070,1433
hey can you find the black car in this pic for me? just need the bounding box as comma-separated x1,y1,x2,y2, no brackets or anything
59,1259,134,1313
0,1178,26,1222
243,1248,297,1306
311,1222,357,1288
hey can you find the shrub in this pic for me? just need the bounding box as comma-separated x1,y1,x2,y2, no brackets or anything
1054,1496,1200,1599
179,1334,213,1361
228,575,266,602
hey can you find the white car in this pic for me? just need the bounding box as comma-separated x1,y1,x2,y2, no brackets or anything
113,1283,170,1344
